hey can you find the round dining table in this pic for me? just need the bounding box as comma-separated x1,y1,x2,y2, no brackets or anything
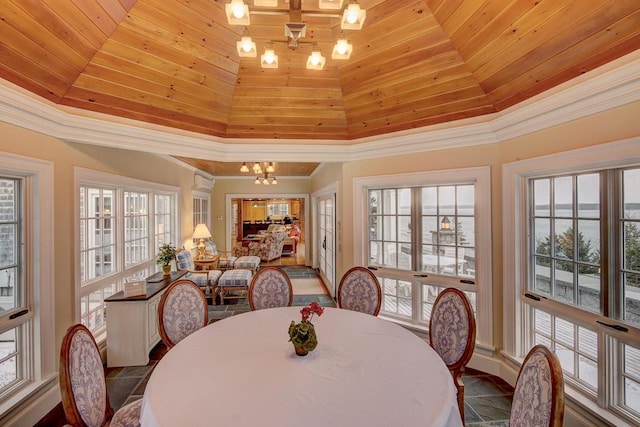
140,307,463,427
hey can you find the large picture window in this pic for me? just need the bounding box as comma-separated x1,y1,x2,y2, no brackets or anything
504,139,640,426
354,167,492,349
0,154,54,417
76,169,179,340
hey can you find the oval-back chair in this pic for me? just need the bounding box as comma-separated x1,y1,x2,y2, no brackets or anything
510,344,565,427
337,267,382,316
248,266,293,310
59,324,142,427
157,279,209,348
429,287,476,424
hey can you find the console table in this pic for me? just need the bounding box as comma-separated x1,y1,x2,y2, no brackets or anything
105,270,186,367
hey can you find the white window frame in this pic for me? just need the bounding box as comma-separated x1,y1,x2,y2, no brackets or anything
75,168,179,343
0,153,54,421
353,166,493,352
503,137,640,426
192,191,210,231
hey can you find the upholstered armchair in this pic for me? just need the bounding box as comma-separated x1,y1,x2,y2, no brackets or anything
248,232,287,262
204,240,237,270
175,248,222,294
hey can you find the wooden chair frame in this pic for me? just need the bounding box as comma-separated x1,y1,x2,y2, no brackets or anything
428,287,476,424
157,279,209,348
511,344,565,427
59,323,115,427
337,266,382,316
248,266,293,310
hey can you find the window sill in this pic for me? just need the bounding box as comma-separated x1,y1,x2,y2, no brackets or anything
0,374,58,425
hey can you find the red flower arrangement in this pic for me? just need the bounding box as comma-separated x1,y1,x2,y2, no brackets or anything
300,301,324,322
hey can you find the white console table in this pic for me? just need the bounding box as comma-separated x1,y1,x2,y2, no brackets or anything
105,271,186,367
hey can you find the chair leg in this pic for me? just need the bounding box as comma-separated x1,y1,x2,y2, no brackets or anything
453,369,465,424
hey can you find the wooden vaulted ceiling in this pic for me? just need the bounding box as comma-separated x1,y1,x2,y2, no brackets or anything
1,0,639,145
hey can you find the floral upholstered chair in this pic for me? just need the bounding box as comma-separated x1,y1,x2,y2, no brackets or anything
429,288,476,423
337,267,382,316
175,247,222,296
158,279,208,348
59,324,142,427
510,345,565,427
248,266,293,310
248,232,287,262
204,240,237,270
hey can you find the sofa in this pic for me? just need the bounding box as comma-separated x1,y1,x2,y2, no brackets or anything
248,232,287,262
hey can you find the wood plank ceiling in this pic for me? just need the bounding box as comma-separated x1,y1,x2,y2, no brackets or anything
1,0,639,151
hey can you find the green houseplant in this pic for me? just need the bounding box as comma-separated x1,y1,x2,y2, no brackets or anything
157,243,177,276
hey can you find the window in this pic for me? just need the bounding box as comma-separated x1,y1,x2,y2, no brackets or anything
354,167,492,349
76,169,179,339
0,154,54,416
192,192,210,230
504,138,640,426
267,201,289,218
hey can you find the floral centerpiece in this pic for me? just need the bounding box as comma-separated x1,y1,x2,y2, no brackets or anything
157,243,177,276
288,302,324,356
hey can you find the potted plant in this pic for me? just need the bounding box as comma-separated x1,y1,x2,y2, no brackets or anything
288,302,324,356
157,243,177,276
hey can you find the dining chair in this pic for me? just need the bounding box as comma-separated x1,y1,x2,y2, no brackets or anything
510,344,565,427
59,324,142,427
157,279,209,348
429,287,476,423
337,267,382,316
248,266,293,310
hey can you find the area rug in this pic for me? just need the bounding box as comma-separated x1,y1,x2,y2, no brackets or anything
290,278,327,295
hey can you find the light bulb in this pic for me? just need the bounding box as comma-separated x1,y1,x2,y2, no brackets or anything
232,1,245,19
346,3,360,24
337,40,348,55
240,37,253,52
264,50,275,64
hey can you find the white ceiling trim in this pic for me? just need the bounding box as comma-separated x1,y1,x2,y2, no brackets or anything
0,51,638,162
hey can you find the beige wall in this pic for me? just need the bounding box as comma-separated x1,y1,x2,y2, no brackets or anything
0,122,196,355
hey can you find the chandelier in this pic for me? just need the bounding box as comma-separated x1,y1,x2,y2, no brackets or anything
241,162,278,185
226,0,366,70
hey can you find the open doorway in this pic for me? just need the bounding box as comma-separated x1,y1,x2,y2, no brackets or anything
226,194,309,266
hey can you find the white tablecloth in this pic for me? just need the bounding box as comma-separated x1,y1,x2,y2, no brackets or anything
140,307,463,427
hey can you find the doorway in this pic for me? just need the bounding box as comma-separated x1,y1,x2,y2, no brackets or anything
316,193,336,297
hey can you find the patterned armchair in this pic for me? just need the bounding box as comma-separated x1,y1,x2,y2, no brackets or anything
248,232,287,261
510,345,565,427
248,266,293,310
158,279,208,348
429,288,476,423
337,267,382,316
175,247,222,294
204,240,237,270
59,324,142,427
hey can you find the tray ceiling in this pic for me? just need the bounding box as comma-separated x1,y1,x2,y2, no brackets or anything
1,0,639,144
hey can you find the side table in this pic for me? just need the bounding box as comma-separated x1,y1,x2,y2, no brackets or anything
194,255,219,271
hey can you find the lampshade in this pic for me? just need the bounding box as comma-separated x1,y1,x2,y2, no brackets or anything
319,0,344,9
332,38,353,59
192,223,212,240
341,3,366,30
240,162,249,172
237,36,257,57
261,48,278,68
306,50,326,70
226,0,250,25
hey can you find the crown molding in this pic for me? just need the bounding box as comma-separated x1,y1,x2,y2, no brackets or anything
0,50,638,162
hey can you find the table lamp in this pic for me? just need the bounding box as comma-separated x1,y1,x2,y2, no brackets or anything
192,223,212,260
